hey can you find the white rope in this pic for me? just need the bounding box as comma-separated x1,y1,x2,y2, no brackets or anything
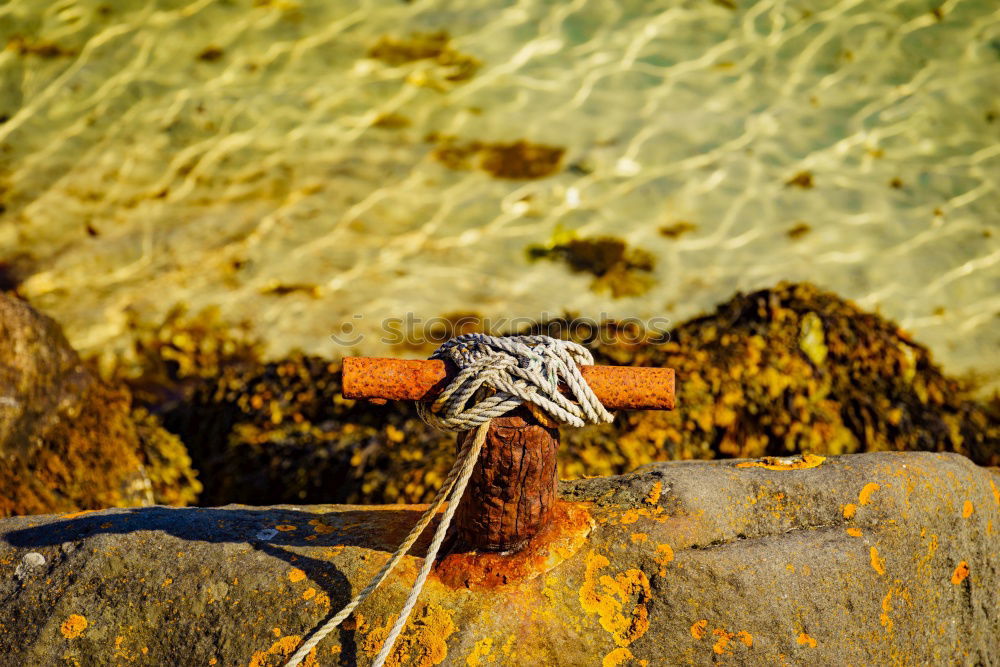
284,422,487,667
416,334,614,430
286,335,613,666
370,421,487,667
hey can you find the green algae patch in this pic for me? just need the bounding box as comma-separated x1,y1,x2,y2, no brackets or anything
367,30,481,84
479,141,565,180
371,112,412,130
6,36,76,59
430,135,566,180
527,233,656,298
787,222,812,239
785,171,815,189
659,221,698,239
196,46,224,63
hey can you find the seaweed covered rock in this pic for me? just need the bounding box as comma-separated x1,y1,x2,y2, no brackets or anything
160,352,453,507
550,282,999,480
131,283,996,508
0,293,199,516
0,452,996,664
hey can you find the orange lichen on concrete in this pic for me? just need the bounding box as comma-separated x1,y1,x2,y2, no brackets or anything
302,587,316,601
466,637,493,666
858,483,880,505
880,590,894,632
712,628,734,654
736,453,826,470
61,509,101,519
248,635,315,667
654,543,674,576
275,524,297,532
736,630,753,647
60,614,88,639
843,503,857,519
579,551,651,647
951,561,970,585
287,568,306,583
602,647,645,667
645,481,663,505
630,533,648,544
870,546,886,575
918,533,939,573
359,604,456,667
617,505,669,526
796,632,817,648
690,619,708,640
846,527,863,537
435,501,592,589
990,479,999,507
962,501,973,518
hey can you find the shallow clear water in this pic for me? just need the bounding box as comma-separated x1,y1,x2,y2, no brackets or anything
0,0,997,390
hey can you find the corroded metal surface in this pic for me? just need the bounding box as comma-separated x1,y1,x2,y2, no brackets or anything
341,357,675,410
453,407,559,552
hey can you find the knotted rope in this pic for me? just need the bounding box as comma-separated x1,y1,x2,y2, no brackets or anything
286,335,613,667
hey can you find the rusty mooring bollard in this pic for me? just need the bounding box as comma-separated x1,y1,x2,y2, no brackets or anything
341,356,675,552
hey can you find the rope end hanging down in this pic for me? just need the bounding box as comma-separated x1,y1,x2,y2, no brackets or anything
286,335,613,667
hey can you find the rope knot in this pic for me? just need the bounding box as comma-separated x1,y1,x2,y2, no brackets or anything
417,334,614,431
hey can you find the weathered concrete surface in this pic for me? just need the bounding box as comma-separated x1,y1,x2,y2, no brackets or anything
0,452,997,666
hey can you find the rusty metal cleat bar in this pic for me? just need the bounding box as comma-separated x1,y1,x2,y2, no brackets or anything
341,357,674,411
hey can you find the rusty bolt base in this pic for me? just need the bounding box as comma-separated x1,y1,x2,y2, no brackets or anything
436,500,593,589
453,406,559,553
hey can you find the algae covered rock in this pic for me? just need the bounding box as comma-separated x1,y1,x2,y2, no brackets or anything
0,452,996,665
548,282,999,480
161,352,453,507
123,282,997,509
0,293,200,516
109,307,454,508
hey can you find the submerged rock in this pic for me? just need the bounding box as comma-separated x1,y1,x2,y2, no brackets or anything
0,293,200,516
0,452,996,664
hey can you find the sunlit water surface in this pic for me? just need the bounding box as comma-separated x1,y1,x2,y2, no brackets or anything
0,0,997,391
